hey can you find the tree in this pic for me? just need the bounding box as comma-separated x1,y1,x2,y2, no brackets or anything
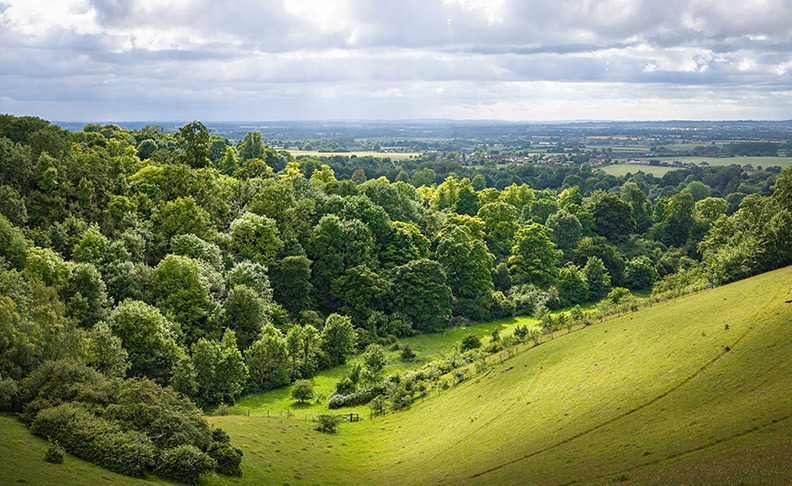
477,202,519,258
623,256,658,290
459,333,481,352
191,330,248,406
362,344,386,383
153,196,211,240
573,237,626,286
331,265,389,327
290,379,314,403
322,314,356,366
546,209,582,250
221,285,267,350
583,256,611,299
86,322,129,379
108,299,180,384
237,131,266,162
270,256,312,315
175,121,211,168
435,225,494,300
508,223,561,287
390,259,453,332
229,212,282,266
245,329,291,391
455,179,480,216
592,193,635,242
151,254,216,345
556,263,588,307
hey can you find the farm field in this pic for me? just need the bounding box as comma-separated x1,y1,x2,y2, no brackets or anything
4,267,791,485
601,155,792,177
286,150,420,160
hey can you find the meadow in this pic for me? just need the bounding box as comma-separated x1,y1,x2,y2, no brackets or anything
601,155,792,177
3,266,791,485
286,150,420,160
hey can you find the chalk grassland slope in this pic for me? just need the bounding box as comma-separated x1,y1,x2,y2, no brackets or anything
2,267,791,485
343,265,792,485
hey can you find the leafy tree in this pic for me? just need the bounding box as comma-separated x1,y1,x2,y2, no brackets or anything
151,254,217,345
25,246,70,290
0,214,30,270
508,223,561,287
501,183,535,212
108,299,180,384
390,259,453,332
86,322,130,379
583,256,611,299
556,263,588,307
573,237,625,286
546,209,582,250
695,197,728,223
321,314,357,366
191,330,248,406
229,212,282,266
245,329,291,391
592,193,635,242
652,192,695,247
153,196,211,240
237,131,266,162
455,179,480,216
0,137,33,186
623,256,659,290
175,121,211,169
435,225,494,300
529,198,558,224
362,344,387,383
225,261,272,301
66,263,109,327
72,224,109,265
221,285,268,350
459,333,481,352
290,379,314,403
432,176,459,211
270,256,312,315
331,265,389,327
477,202,519,258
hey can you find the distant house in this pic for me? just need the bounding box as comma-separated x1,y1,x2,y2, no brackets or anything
742,164,756,173
588,157,605,166
699,161,710,167
672,160,683,167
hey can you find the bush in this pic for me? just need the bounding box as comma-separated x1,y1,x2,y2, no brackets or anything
207,441,243,477
400,345,415,360
335,376,356,395
290,380,314,403
155,445,216,484
0,376,18,412
315,414,341,433
212,427,230,444
459,333,481,352
215,402,230,416
45,439,64,464
326,384,386,409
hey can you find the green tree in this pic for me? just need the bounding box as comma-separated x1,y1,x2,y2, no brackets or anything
86,322,129,379
175,121,211,169
229,212,283,266
270,256,312,315
477,202,519,258
546,209,582,250
108,299,180,384
331,265,389,327
192,330,248,406
153,196,211,240
556,263,589,307
592,193,635,242
151,254,216,345
583,256,611,299
245,329,291,391
508,223,561,287
390,259,454,332
237,131,266,162
221,285,267,350
362,344,386,383
321,314,357,366
623,256,658,290
435,225,494,299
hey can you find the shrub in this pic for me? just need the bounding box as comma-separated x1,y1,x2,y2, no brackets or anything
335,377,356,395
45,439,64,464
459,333,481,352
0,376,18,412
155,445,216,484
207,441,243,477
315,414,341,433
291,380,314,403
400,345,415,361
212,427,230,444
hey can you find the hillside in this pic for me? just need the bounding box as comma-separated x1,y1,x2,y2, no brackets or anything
3,266,791,485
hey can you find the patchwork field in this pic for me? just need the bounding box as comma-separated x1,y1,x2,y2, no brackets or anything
601,156,792,177
3,267,792,485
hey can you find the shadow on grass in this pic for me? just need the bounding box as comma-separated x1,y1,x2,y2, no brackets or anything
289,401,315,410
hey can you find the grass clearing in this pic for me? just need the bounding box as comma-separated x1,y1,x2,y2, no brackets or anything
601,156,792,177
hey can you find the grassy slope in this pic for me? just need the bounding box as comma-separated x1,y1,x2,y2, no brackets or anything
228,316,539,418
3,267,791,485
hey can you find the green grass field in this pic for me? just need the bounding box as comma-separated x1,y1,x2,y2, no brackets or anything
228,315,540,418
602,156,792,177
286,150,420,160
3,267,792,485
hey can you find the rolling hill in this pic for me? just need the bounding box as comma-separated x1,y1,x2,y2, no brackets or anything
3,266,792,485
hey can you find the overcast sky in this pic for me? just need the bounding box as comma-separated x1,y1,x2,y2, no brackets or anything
1,0,791,122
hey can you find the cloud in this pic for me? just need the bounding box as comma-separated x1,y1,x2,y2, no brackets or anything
0,0,790,121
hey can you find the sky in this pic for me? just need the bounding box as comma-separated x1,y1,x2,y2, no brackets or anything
1,0,791,122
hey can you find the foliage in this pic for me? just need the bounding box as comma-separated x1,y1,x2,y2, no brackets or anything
45,438,65,464
291,379,314,403
155,445,216,484
459,333,482,352
207,441,243,476
315,414,342,433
